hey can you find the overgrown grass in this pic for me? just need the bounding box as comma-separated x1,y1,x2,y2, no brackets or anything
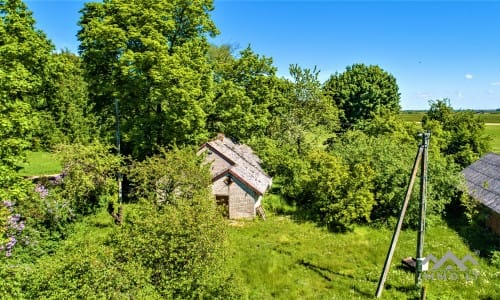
485,125,500,153
17,151,61,176
227,214,499,299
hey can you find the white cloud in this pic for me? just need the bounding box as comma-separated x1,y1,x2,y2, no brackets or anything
465,74,473,79
491,82,500,86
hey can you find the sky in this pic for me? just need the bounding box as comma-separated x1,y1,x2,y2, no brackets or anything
24,0,500,110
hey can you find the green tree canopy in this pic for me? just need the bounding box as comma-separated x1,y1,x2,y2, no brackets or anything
78,0,218,158
0,0,54,166
323,63,401,129
207,45,283,141
422,99,490,167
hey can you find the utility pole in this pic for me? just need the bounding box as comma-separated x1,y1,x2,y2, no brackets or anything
375,143,423,298
375,132,430,298
115,98,123,206
415,132,430,286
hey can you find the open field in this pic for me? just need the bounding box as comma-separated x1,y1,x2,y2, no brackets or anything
485,125,500,153
399,112,500,154
17,151,61,176
399,112,500,123
228,213,499,299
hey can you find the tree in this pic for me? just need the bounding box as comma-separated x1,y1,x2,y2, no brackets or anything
115,148,237,298
0,0,54,165
207,45,283,141
422,99,490,167
35,51,97,148
323,63,401,128
78,0,218,158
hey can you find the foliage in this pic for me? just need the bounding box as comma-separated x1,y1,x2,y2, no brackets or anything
207,45,284,141
78,0,218,158
423,99,490,167
0,0,54,167
54,142,121,217
127,147,211,204
297,150,375,231
33,51,97,148
21,210,159,299
113,200,237,299
323,63,401,128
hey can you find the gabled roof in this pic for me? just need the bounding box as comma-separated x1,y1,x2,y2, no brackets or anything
200,135,272,196
462,153,500,214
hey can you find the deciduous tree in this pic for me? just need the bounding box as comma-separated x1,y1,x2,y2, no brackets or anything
323,63,400,128
78,0,218,158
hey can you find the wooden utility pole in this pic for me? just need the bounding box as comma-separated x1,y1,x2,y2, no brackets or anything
375,132,430,298
375,144,423,298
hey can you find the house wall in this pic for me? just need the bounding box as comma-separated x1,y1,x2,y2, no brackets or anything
213,176,256,219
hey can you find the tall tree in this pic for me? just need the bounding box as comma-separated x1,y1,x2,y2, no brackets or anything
34,50,97,148
323,63,401,128
0,0,54,166
207,45,283,141
78,0,218,158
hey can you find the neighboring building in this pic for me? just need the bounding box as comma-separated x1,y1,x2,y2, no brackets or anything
198,134,272,219
462,152,500,235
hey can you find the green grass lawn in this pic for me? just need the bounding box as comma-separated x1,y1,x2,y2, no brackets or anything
227,215,499,299
17,151,62,176
485,125,500,153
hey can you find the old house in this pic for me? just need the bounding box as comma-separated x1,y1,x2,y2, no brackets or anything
461,152,500,235
198,134,272,219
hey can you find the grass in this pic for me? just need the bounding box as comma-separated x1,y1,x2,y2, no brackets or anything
399,112,500,124
227,213,499,299
485,125,500,153
9,200,498,299
17,151,62,176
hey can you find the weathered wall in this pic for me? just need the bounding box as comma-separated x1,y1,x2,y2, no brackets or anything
212,176,256,219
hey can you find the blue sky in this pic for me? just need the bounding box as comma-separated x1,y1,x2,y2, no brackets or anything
25,0,500,110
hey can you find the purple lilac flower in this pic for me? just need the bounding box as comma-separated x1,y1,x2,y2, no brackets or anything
2,200,26,257
35,184,49,199
53,174,63,185
2,200,13,209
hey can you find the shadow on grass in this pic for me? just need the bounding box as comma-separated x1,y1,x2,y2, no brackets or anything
444,204,500,258
297,259,374,298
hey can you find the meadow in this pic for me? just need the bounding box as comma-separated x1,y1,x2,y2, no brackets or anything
227,207,498,300
399,112,500,154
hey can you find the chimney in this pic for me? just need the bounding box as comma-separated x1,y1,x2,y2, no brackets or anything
216,133,225,141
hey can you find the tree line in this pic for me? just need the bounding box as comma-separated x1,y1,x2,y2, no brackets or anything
0,0,491,298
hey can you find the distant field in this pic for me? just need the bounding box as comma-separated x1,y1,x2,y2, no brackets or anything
399,112,500,123
485,125,500,153
17,151,61,176
399,112,425,122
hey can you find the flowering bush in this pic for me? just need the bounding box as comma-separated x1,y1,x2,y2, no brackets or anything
1,201,25,257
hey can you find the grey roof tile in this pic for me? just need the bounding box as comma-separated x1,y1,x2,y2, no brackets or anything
203,136,272,195
461,153,500,214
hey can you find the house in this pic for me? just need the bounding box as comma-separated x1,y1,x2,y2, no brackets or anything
461,152,500,235
198,134,272,219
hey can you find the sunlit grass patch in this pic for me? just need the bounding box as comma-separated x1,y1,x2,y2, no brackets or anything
17,151,62,176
